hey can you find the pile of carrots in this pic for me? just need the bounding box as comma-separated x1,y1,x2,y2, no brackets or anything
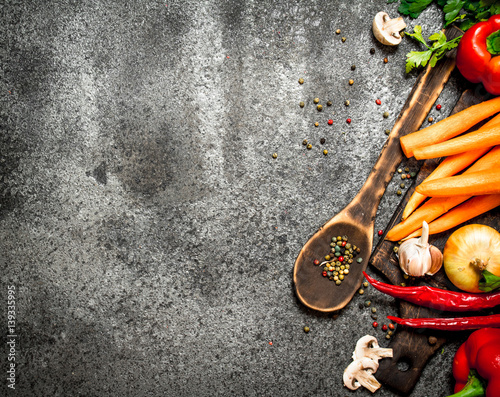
386,96,500,242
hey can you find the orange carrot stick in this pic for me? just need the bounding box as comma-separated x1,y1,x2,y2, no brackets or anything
412,124,500,160
415,169,500,197
386,146,500,241
401,114,500,220
403,194,500,240
400,95,500,158
401,147,490,220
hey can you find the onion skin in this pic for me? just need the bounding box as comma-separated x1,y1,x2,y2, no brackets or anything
444,224,500,293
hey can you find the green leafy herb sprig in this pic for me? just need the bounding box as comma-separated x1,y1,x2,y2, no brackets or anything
405,26,462,72
389,0,500,72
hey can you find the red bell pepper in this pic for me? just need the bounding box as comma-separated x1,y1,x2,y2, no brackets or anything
448,328,500,397
456,15,500,96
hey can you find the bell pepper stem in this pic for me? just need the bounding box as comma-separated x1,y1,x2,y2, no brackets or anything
447,370,486,397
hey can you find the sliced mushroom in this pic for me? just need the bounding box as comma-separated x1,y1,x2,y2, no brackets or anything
343,357,382,393
372,12,407,46
353,335,393,364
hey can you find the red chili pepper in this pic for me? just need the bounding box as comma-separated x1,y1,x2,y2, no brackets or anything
387,314,500,331
449,328,500,397
363,271,500,312
456,14,500,96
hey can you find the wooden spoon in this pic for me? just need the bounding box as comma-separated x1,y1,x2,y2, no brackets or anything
293,26,462,312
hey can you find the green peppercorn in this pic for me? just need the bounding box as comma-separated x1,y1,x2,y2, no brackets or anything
404,167,410,172
401,174,406,180
272,153,277,159
299,101,305,108
357,257,363,263
393,246,399,254
364,300,371,307
344,100,350,106
383,111,390,118
400,183,405,188
307,143,312,150
341,37,346,42
358,289,365,295
363,281,368,288
325,255,331,260
304,326,310,333
396,189,402,196
298,78,304,84
410,171,417,178
385,129,390,135
371,307,377,313
317,104,323,111
336,280,341,285
313,98,319,104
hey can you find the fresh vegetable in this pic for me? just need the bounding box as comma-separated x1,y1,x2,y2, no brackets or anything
444,224,500,293
397,221,443,277
386,146,500,241
412,124,500,160
402,147,491,220
456,14,500,96
363,271,500,312
392,0,500,72
405,25,462,73
449,328,500,397
404,194,500,240
387,313,500,330
400,96,500,158
415,169,500,196
372,12,407,46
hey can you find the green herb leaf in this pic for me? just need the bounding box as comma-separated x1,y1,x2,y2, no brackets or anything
491,2,500,13
409,0,435,14
479,0,496,7
437,0,448,6
479,269,500,292
444,0,466,23
429,31,447,46
459,18,477,30
487,30,500,54
406,25,429,46
387,0,399,3
406,50,433,72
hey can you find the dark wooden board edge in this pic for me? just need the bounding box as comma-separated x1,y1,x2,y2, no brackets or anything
369,88,492,395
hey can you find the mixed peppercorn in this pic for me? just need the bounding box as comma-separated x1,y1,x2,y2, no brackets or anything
314,234,362,286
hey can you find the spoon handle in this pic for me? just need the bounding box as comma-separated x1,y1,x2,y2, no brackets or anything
346,26,463,226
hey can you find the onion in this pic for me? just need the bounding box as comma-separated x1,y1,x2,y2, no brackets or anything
443,224,500,293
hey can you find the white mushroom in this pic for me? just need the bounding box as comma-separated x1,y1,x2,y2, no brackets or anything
372,12,407,46
353,335,393,364
343,357,382,393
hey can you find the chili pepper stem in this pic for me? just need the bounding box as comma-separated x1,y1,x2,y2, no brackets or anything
447,370,486,397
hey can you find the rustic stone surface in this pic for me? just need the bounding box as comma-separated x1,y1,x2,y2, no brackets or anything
1,1,471,395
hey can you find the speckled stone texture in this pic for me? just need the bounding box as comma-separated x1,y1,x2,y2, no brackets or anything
1,1,470,396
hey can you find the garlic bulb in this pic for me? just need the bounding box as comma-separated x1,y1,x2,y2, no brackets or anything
398,221,443,277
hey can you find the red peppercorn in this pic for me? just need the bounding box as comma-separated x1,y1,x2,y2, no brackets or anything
338,256,344,262
375,99,381,105
388,323,395,330
346,118,351,124
328,119,333,125
341,241,347,247
382,324,388,331
322,271,328,277
406,174,411,179
314,259,320,265
378,230,383,236
373,321,379,328
436,104,442,110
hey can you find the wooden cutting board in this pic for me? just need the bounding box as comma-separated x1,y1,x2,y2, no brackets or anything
368,87,497,395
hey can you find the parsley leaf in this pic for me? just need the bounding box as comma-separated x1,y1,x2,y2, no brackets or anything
399,0,433,18
387,0,399,3
405,26,462,72
444,0,466,24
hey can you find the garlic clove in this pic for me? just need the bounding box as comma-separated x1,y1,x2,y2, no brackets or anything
398,221,443,277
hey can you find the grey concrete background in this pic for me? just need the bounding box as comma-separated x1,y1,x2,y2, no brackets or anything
1,0,471,396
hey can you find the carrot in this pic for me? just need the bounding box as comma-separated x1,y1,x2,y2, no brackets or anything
412,123,500,160
403,194,500,240
415,169,500,197
401,114,500,220
401,147,490,220
386,146,500,241
400,95,500,158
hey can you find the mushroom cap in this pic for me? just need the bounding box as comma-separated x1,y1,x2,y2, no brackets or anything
372,11,407,46
353,334,393,363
